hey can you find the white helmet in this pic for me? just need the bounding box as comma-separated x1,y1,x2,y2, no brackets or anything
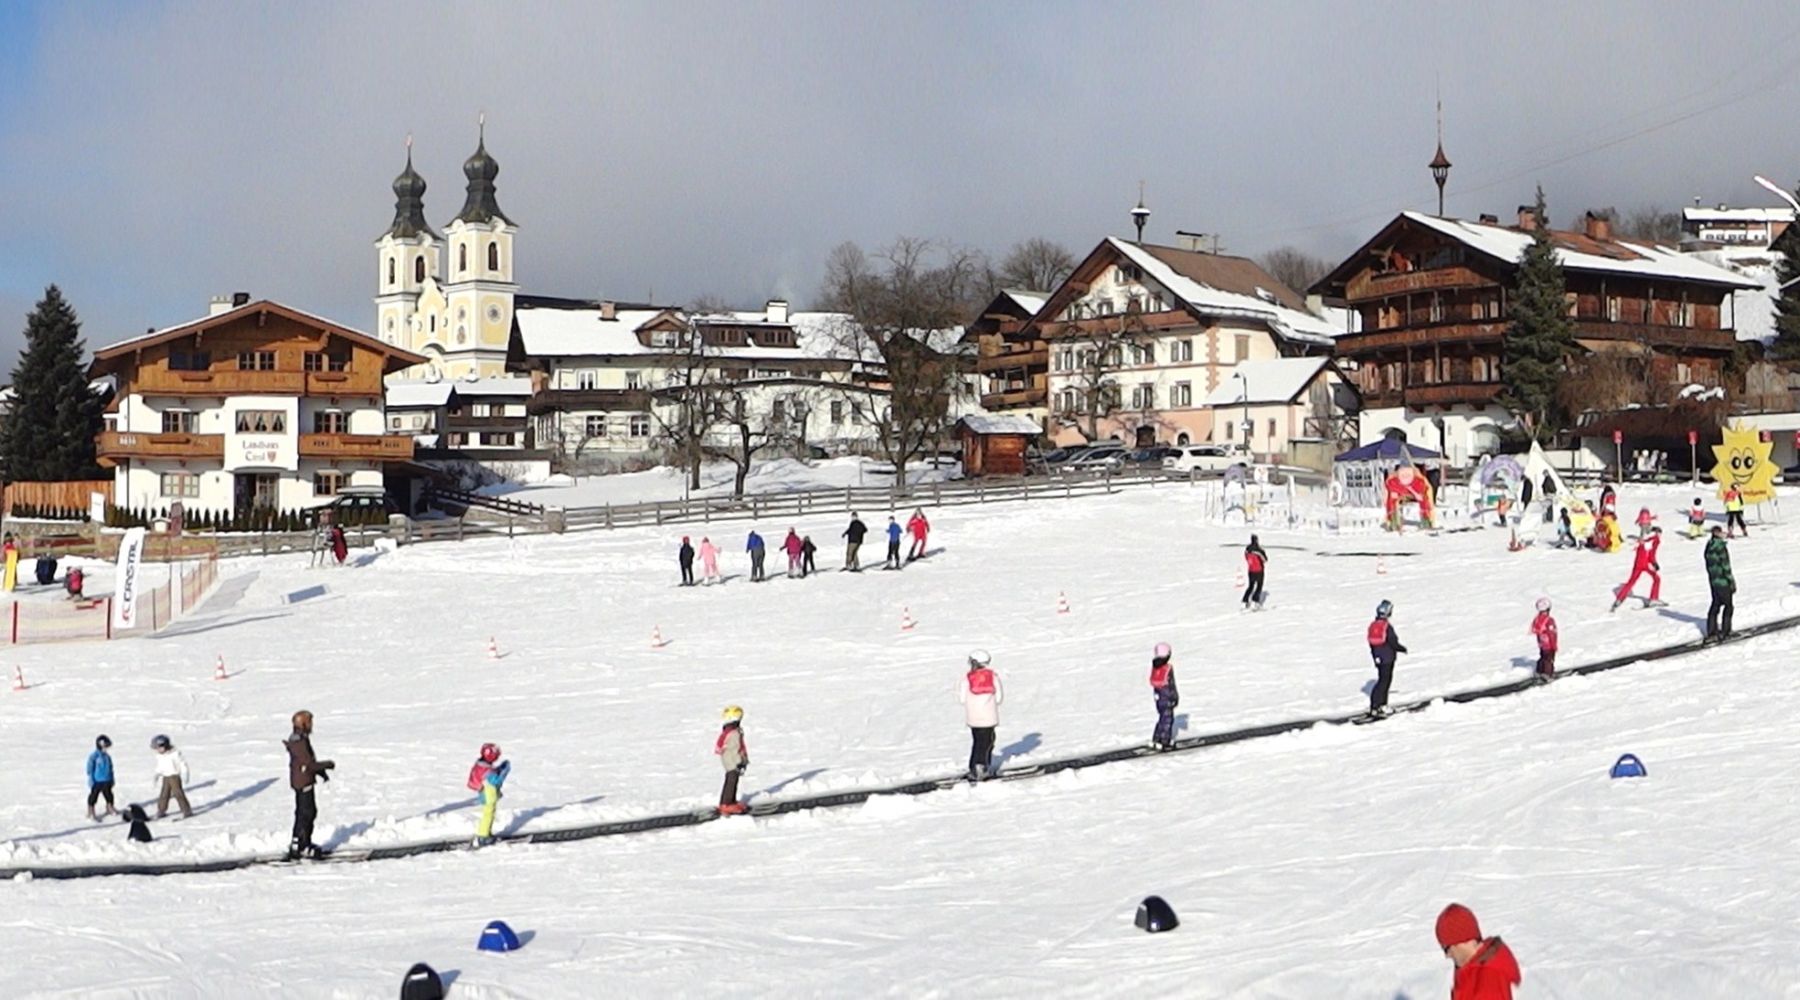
1153,642,1172,660
967,649,991,668
1535,597,1551,612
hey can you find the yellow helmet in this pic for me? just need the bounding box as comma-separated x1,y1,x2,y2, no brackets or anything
721,705,744,723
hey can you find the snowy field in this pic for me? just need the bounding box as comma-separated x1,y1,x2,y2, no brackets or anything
484,455,958,508
3,482,1798,996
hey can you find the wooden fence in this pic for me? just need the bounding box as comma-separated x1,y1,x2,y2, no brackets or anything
2,480,109,516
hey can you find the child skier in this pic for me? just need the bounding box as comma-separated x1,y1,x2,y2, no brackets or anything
1633,506,1655,541
745,529,766,582
1148,642,1178,750
86,734,117,821
1724,483,1748,537
884,516,903,569
801,535,817,577
959,650,1003,781
1365,600,1407,717
1529,598,1558,680
150,734,192,819
1242,535,1267,609
466,743,512,847
906,508,930,561
1686,497,1707,539
698,536,721,584
783,528,803,577
1552,508,1577,549
715,706,749,815
1611,525,1664,611
678,536,696,586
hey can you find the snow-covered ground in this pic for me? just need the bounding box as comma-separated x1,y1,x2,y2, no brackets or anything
3,483,1797,996
484,455,958,508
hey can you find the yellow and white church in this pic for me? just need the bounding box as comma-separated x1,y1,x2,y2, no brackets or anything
373,128,517,381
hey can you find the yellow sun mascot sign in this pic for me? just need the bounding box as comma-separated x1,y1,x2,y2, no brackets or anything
1709,422,1780,504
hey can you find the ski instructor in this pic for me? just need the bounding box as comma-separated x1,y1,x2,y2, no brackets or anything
285,710,336,861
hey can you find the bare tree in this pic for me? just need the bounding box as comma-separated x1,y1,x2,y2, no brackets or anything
1052,310,1152,442
650,316,728,491
1256,246,1334,295
706,387,791,498
817,237,986,483
1617,206,1683,245
994,237,1076,293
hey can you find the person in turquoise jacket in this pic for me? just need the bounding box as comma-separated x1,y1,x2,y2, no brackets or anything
467,743,513,847
86,734,117,821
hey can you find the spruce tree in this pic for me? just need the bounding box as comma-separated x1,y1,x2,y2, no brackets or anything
1766,196,1800,363
0,286,103,481
1500,187,1576,442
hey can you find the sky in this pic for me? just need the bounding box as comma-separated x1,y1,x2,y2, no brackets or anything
0,1,1797,371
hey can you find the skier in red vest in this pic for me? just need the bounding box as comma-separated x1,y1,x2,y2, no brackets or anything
1241,535,1267,609
1148,642,1178,750
1366,600,1407,717
958,650,1003,781
1528,598,1558,680
905,508,930,561
715,706,749,815
1611,524,1665,611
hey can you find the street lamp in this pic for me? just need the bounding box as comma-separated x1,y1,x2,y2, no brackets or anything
1233,371,1251,456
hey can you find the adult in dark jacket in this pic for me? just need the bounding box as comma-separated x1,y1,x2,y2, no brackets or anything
800,536,817,577
842,514,868,571
1242,535,1268,608
1703,525,1735,642
745,530,766,582
1541,471,1557,523
678,536,696,586
1366,600,1408,716
284,710,335,860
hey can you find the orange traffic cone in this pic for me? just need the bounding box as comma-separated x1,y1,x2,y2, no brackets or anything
1233,562,1246,589
900,606,916,632
1376,555,1388,576
214,655,228,681
1055,591,1071,615
487,636,501,660
11,665,25,691
650,625,667,649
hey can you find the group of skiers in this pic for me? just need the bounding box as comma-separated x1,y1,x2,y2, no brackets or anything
677,510,931,585
82,733,194,823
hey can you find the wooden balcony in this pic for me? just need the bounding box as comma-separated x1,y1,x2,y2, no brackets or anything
1337,322,1508,354
443,413,529,430
1341,319,1735,358
95,431,225,467
1570,320,1735,351
1359,381,1504,409
1345,266,1490,301
976,345,1047,372
980,388,1047,410
298,433,414,461
128,369,386,398
527,388,653,415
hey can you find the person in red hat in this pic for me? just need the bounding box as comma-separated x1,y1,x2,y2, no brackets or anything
1435,903,1520,1000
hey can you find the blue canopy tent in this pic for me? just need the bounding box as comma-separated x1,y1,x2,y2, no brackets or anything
1334,438,1445,508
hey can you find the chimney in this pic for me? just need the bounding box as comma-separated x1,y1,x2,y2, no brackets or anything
1478,213,1499,225
600,300,617,321
765,299,789,324
231,291,251,308
208,295,234,317
1583,210,1612,241
1516,206,1538,231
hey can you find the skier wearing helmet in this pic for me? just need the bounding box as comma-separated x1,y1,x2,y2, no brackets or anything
715,706,749,815
86,734,117,821
1530,598,1559,680
150,734,192,819
466,742,512,846
1148,642,1179,750
958,650,1003,781
1365,600,1408,717
284,710,335,861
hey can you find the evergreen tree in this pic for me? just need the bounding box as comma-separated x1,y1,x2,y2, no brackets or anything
0,286,103,481
1767,195,1800,363
1500,187,1576,442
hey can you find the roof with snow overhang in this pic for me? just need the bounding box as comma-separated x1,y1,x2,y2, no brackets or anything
1199,357,1334,407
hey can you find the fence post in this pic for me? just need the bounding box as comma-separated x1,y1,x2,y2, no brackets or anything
106,598,112,640
457,518,466,542
508,515,515,539
10,601,17,644
605,503,613,529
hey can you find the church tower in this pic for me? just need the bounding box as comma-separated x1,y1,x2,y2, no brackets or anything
374,139,443,371
439,118,517,379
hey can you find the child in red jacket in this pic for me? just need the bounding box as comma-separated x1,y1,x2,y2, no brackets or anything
1436,903,1521,1000
1529,598,1557,680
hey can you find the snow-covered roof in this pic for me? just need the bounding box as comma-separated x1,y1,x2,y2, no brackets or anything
1108,238,1340,345
1200,358,1333,407
514,301,859,364
453,375,533,397
1683,206,1795,224
1004,290,1049,315
383,381,455,408
957,414,1043,435
1400,211,1760,289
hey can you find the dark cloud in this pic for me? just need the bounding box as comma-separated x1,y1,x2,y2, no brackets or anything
0,1,1796,372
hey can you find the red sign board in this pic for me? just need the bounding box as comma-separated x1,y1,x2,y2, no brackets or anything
1612,430,1623,445
1687,429,1698,446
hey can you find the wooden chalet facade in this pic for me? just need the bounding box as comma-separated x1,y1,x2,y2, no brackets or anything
1312,209,1759,463
90,298,424,519
968,289,1050,427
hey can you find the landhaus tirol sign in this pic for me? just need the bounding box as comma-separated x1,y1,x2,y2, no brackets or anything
223,405,297,471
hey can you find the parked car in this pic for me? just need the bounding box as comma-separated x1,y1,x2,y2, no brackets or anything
1124,446,1180,467
307,487,399,527
1043,445,1097,466
1065,446,1126,472
1162,445,1247,474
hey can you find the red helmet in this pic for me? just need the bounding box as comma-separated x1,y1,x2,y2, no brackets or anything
479,743,501,763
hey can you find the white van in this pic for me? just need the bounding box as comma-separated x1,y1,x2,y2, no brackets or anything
1162,445,1246,473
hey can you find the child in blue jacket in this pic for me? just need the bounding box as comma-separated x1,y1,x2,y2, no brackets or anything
467,743,512,847
86,734,117,820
